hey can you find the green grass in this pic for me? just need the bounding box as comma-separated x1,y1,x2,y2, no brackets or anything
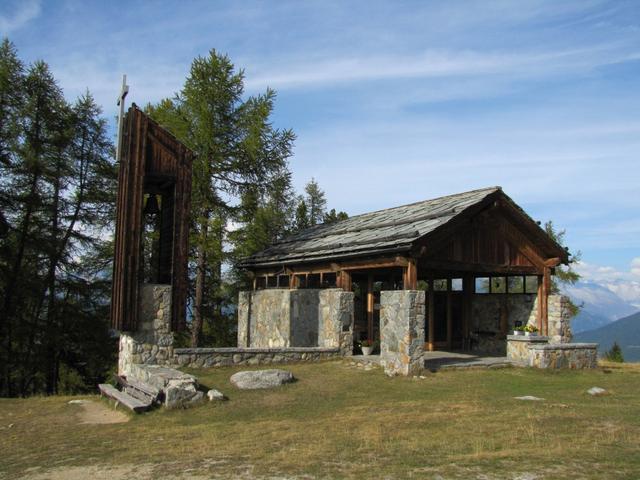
1,361,640,479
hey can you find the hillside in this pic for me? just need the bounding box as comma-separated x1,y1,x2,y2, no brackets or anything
574,311,640,362
563,281,639,333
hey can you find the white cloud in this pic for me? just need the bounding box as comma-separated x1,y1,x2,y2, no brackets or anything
244,44,640,91
0,0,40,35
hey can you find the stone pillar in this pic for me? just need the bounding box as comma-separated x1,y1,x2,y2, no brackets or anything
380,290,425,376
547,295,573,343
237,291,251,347
118,284,174,376
318,289,354,355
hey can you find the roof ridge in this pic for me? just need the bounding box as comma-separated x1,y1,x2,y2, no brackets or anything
331,185,501,223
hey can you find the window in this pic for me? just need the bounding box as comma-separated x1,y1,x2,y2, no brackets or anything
525,275,539,294
491,277,506,293
295,274,306,289
433,279,448,291
307,273,320,288
475,277,490,293
278,275,290,288
255,276,266,289
417,280,429,291
508,276,524,293
451,278,463,291
267,276,278,288
322,272,337,288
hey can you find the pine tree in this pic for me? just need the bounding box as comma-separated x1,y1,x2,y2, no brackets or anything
304,178,327,226
0,40,116,396
148,50,295,347
605,341,624,363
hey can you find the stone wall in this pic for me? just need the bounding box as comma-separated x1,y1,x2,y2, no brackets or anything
470,294,573,354
528,343,598,369
380,290,425,376
237,288,354,352
507,335,597,369
506,335,550,365
118,284,174,376
471,294,537,354
173,347,342,369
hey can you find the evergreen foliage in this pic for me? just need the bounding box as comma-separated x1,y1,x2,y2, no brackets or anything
0,39,117,396
605,341,624,363
544,220,582,318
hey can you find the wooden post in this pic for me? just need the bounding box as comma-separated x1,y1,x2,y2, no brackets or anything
427,278,434,351
542,267,551,336
290,273,299,289
463,274,473,350
536,274,543,334
367,273,374,342
446,278,452,349
403,258,418,290
339,270,352,291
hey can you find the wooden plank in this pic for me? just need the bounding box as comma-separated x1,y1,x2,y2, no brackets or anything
98,384,151,413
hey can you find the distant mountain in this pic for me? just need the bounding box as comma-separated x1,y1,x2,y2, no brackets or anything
574,312,640,362
562,281,639,334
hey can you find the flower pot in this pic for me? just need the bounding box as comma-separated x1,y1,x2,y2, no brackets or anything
513,330,523,336
361,346,373,356
525,331,538,337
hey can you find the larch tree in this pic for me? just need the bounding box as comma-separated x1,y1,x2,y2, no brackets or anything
147,50,295,347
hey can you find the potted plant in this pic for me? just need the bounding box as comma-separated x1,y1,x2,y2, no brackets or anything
513,325,525,336
524,324,539,336
360,339,374,356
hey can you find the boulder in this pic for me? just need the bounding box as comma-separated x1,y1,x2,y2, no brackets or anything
230,369,294,390
207,389,226,401
587,387,607,396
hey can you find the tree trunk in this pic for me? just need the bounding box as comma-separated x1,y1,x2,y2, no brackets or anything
191,218,208,348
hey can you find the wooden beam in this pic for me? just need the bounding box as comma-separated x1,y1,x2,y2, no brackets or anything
340,270,352,291
544,257,562,267
403,258,418,290
419,259,540,275
536,274,543,333
427,278,435,351
463,274,473,350
367,273,374,342
542,267,551,336
446,278,452,349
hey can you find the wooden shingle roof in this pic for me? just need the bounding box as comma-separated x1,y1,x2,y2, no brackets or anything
242,186,522,268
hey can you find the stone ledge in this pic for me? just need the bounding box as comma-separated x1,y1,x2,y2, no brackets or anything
506,335,549,343
528,343,598,351
174,347,341,355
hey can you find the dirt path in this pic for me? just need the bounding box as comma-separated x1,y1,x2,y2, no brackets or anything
68,399,129,425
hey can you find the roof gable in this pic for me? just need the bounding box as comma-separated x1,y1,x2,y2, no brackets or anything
241,187,503,267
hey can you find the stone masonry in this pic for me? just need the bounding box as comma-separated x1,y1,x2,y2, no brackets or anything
380,290,425,376
237,288,354,352
118,284,174,376
507,335,597,369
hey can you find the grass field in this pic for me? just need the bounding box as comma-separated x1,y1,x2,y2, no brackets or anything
1,360,639,479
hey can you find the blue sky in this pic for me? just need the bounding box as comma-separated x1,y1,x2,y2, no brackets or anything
2,0,639,301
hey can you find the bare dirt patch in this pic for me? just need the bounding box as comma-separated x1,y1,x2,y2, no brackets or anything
68,399,129,425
